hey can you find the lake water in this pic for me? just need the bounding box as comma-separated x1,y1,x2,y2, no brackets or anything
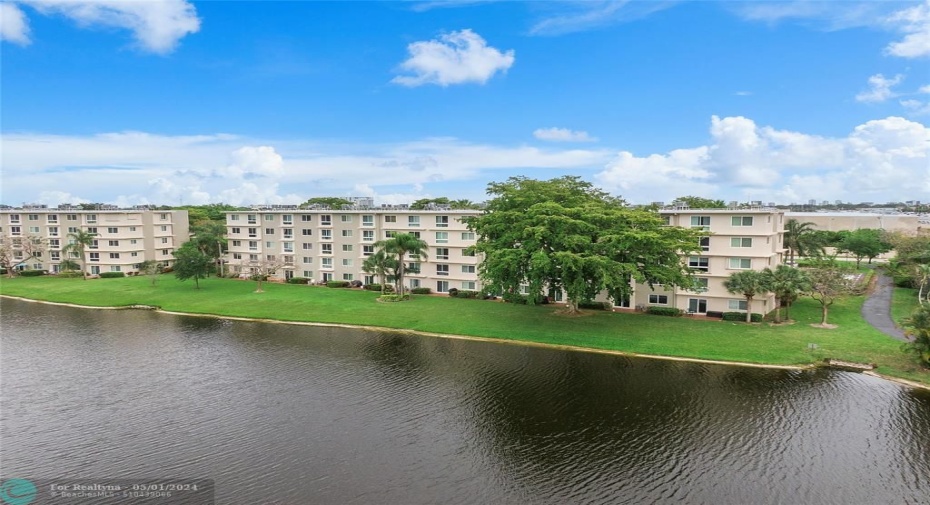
2,297,929,504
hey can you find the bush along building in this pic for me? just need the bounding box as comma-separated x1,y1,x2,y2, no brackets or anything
0,204,189,276
224,200,785,317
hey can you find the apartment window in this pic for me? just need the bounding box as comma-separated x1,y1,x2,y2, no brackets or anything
47,215,58,223
265,241,275,249
691,278,709,291
690,216,710,230
266,255,276,262
110,266,122,272
66,214,77,221
730,237,753,248
9,214,20,223
232,253,243,260
232,227,241,234
321,229,332,240
321,258,333,268
50,251,60,261
342,230,353,237
231,215,240,221
107,227,118,234
303,270,314,278
68,226,78,233
688,299,708,314
131,252,138,257
160,225,168,232
265,215,275,222
409,279,421,288
302,257,313,264
129,226,136,232
283,215,293,224
700,237,710,251
436,216,449,228
728,257,752,269
436,264,449,276
249,254,259,261
89,253,100,262
662,215,671,225
86,227,97,234
461,232,475,241
90,240,98,249
728,299,749,311
265,228,275,235
362,230,374,242
108,240,119,246
688,256,709,272
384,216,397,223
385,231,397,238
342,244,353,252
283,229,294,240
648,294,668,305
461,265,475,274
49,239,60,248
461,281,477,290
160,213,169,220
28,226,39,233
436,248,449,260
436,281,449,293
130,239,138,245
248,241,258,251
302,243,313,250
364,275,375,285
161,238,169,244
362,245,374,256
343,273,354,281
409,231,421,239
321,244,333,254
341,215,352,223
28,214,38,221
283,243,294,253
320,215,332,226
108,252,119,259
362,215,374,226
408,216,420,227
342,259,353,267
301,229,313,236
232,240,242,247
732,216,754,227
301,215,312,222
247,214,257,224
407,262,421,274
435,232,448,243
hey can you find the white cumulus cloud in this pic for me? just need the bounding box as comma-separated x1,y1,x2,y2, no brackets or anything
856,73,904,103
1,2,30,45
20,0,200,54
533,127,598,142
391,29,515,87
883,0,930,58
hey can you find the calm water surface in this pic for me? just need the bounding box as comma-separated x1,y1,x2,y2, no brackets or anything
1,298,929,504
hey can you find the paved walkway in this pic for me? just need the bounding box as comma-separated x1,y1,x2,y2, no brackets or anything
861,270,910,342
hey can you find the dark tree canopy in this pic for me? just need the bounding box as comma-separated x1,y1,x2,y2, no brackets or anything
837,228,892,267
300,197,352,209
410,197,481,210
173,242,212,289
465,176,703,313
673,196,727,209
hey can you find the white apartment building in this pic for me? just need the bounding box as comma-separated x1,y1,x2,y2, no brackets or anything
225,206,481,293
640,206,785,315
0,205,189,275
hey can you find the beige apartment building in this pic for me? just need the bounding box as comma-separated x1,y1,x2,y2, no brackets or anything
639,206,785,315
0,205,189,275
225,205,481,293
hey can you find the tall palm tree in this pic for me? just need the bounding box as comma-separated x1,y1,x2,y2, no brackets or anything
762,264,810,323
374,233,428,297
724,270,770,323
362,249,398,294
916,264,930,306
63,230,97,280
784,219,823,265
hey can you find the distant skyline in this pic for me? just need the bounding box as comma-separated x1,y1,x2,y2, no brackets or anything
1,1,928,206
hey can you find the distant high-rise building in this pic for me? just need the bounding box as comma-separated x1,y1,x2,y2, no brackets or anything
808,199,817,206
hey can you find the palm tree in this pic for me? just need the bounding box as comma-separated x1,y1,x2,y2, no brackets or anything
724,270,770,323
784,219,823,265
362,249,398,294
903,305,930,367
762,265,810,323
63,230,97,280
916,264,930,306
374,233,428,297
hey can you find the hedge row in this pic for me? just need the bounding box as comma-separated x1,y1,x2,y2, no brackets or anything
722,312,763,322
377,294,410,302
579,301,612,311
646,306,682,317
410,287,432,295
18,270,46,277
287,277,311,284
99,272,126,278
326,281,350,288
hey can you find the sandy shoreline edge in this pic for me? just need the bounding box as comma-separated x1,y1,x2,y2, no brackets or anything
3,294,928,391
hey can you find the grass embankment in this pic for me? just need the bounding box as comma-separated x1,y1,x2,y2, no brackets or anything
892,287,920,327
2,275,928,386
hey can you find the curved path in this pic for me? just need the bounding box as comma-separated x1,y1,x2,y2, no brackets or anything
862,270,910,342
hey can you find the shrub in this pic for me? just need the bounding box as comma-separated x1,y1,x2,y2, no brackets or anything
377,294,410,302
56,271,83,278
448,288,459,297
161,266,174,273
579,301,612,311
411,287,432,295
722,312,763,322
287,277,311,284
18,270,46,277
705,311,724,319
326,281,350,288
364,283,382,291
99,272,126,278
646,306,683,317
455,290,481,299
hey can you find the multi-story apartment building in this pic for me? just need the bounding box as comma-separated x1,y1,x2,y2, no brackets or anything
638,206,785,315
0,205,189,275
225,205,481,293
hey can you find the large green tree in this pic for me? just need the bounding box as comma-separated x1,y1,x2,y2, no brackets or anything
784,219,824,265
837,228,892,267
465,176,703,314
374,233,429,297
190,221,228,276
63,230,97,280
172,242,212,289
300,197,352,209
723,270,770,323
362,249,399,293
762,265,810,323
903,305,930,367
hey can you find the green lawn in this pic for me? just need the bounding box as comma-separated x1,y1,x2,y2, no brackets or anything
2,275,928,386
892,287,920,327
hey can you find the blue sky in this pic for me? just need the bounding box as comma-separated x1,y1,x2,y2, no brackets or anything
1,0,928,207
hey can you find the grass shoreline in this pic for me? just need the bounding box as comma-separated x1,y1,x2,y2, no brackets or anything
2,275,929,389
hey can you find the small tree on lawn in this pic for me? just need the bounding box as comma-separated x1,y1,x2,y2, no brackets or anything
362,249,398,294
762,264,810,323
59,259,81,275
0,234,47,277
241,256,286,293
139,260,161,286
903,305,930,367
723,270,770,323
915,264,930,306
804,262,854,327
173,242,212,289
374,233,428,297
62,230,96,280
